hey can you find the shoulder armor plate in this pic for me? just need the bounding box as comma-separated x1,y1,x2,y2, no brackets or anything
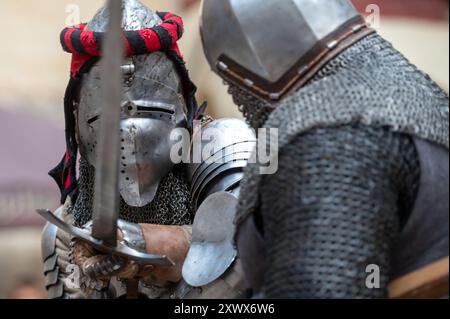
188,118,256,209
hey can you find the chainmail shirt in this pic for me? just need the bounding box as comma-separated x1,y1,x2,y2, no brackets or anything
73,158,194,227
233,32,449,298
259,125,419,298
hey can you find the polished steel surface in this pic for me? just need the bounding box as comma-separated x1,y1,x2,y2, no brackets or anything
91,0,124,246
182,192,238,287
201,0,358,82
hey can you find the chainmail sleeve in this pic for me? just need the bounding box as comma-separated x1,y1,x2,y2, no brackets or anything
258,124,420,298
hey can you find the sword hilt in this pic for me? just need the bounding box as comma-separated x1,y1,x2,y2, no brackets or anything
37,209,175,266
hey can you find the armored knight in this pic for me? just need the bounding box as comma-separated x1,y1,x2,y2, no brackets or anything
41,0,255,299
201,0,449,298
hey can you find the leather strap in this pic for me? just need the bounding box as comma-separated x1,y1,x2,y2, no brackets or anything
389,257,449,299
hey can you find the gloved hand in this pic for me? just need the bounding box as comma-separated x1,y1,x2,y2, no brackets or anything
73,231,153,281
73,221,192,285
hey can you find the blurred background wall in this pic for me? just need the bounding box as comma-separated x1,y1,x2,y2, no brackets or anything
0,0,448,298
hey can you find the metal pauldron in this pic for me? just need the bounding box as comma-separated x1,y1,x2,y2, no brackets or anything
181,118,256,288
187,118,257,210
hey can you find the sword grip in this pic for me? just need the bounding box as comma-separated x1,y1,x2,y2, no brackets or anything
126,279,139,299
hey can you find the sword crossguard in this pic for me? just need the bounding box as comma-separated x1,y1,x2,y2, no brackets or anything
37,209,175,266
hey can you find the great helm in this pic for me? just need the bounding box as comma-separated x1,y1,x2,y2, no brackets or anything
200,0,368,103
76,0,188,207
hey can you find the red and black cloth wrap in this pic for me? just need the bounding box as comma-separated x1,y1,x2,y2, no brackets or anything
50,12,199,204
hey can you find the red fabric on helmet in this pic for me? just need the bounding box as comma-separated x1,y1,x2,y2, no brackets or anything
64,150,71,189
136,29,162,52
60,12,184,76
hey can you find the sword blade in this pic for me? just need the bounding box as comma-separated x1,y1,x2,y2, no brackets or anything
92,0,124,246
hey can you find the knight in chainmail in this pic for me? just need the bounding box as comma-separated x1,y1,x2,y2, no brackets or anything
42,0,253,300
41,1,199,299
201,0,449,299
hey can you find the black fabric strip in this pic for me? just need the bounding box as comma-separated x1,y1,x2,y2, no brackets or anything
49,76,79,203
124,31,147,55
48,154,66,193
153,26,173,50
71,29,86,55
166,50,198,131
77,57,100,77
165,20,183,39
60,28,70,52
157,11,169,20
50,57,99,204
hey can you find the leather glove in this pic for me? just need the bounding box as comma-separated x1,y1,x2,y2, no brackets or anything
74,220,153,281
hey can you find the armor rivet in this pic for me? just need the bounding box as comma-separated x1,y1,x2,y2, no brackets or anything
327,40,338,50
121,64,136,76
244,79,254,87
217,61,229,71
352,24,363,33
269,93,280,101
